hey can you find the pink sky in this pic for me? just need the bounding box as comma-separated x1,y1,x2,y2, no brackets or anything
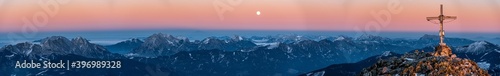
0,0,499,33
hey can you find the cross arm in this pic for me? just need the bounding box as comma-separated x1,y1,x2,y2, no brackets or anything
427,16,457,21
426,17,440,21
443,16,457,20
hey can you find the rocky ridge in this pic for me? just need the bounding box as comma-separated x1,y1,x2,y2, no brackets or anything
359,45,490,76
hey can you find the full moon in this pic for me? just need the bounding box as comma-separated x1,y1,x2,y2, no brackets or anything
256,11,261,16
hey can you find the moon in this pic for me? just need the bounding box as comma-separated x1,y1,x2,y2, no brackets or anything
256,11,261,16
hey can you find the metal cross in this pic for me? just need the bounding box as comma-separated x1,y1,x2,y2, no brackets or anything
426,4,457,45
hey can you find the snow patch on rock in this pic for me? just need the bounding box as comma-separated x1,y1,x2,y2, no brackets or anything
477,62,490,70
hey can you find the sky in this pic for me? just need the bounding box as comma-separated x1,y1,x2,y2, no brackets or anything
0,0,499,33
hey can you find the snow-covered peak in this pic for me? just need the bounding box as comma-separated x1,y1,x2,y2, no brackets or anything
456,41,498,54
41,36,72,46
381,51,392,56
232,35,244,41
334,36,345,41
467,41,496,50
176,36,189,41
149,33,179,41
72,36,90,44
266,42,280,49
201,37,224,44
151,33,166,36
202,38,211,44
144,33,182,45
2,36,111,58
330,36,353,42
3,42,38,55
470,41,490,46
476,62,490,70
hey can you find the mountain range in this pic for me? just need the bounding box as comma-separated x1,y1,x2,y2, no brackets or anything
109,33,474,63
0,33,496,76
0,36,176,76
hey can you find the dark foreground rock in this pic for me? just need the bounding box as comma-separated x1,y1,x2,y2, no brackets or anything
359,45,489,76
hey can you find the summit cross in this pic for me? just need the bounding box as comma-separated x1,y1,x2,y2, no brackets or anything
426,4,457,45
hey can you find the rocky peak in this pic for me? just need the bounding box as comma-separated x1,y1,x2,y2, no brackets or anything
72,36,90,45
144,33,180,46
117,38,144,44
360,50,490,76
455,41,499,54
176,36,189,42
201,37,224,44
231,35,244,41
151,33,176,39
467,41,497,49
129,38,143,43
41,36,72,45
40,36,73,51
3,36,112,58
333,35,353,41
433,45,453,57
0,42,40,55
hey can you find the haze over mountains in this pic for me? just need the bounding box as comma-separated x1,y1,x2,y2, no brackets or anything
0,33,498,76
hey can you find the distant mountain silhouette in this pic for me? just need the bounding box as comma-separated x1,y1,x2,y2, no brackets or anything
0,36,176,76
128,33,257,57
2,36,113,59
105,38,144,54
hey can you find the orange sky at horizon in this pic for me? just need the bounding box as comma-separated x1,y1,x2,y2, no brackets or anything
0,0,499,33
